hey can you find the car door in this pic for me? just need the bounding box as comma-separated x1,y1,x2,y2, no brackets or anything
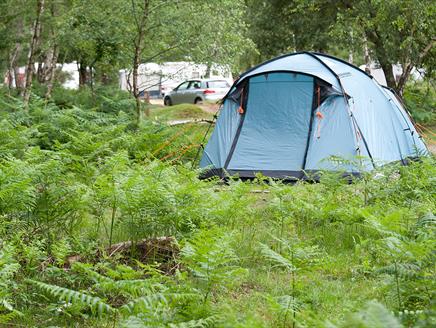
185,81,201,103
171,81,190,104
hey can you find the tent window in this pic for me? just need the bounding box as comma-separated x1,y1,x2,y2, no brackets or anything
227,80,248,105
315,79,343,108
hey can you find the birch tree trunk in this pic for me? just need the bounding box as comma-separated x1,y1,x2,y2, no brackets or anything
7,43,22,90
23,0,45,109
36,60,44,82
363,36,371,74
44,1,59,99
132,45,142,123
44,45,59,99
9,18,24,91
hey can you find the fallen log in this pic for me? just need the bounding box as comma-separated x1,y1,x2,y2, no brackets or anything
106,236,179,261
66,236,179,273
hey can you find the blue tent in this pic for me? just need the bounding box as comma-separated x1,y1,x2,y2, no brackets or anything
199,52,428,180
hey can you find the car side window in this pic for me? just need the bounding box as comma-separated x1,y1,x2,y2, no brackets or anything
207,80,230,88
188,81,201,89
176,82,189,91
193,81,201,89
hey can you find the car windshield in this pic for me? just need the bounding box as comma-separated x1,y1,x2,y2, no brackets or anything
207,81,229,88
176,81,189,90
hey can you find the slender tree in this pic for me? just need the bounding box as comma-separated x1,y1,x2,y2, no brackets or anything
43,1,59,99
131,0,150,122
23,0,45,108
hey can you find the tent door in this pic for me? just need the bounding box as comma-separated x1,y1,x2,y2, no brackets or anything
227,72,314,172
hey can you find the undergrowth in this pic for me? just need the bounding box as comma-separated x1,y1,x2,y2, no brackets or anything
403,81,436,125
0,88,434,327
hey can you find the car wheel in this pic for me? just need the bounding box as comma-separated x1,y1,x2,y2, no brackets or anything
194,97,203,105
164,96,172,106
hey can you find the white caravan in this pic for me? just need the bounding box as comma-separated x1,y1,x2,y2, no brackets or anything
119,62,233,98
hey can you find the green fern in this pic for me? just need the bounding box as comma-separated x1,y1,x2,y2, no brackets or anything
259,243,296,271
181,229,247,303
266,294,300,328
0,243,22,323
260,237,320,328
0,307,23,324
27,279,115,316
168,315,220,328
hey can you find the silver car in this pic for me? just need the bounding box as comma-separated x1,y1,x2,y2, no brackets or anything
163,79,231,106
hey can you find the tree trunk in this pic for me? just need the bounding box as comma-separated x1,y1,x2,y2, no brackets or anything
396,40,434,96
14,67,24,90
78,62,87,87
23,0,45,109
36,59,44,83
395,64,413,97
363,37,371,74
365,30,397,90
6,68,13,91
378,59,396,89
45,44,59,99
348,50,353,64
205,62,212,78
348,31,354,64
44,0,59,99
131,0,150,124
132,48,142,123
90,65,96,105
39,47,54,84
7,43,22,90
8,18,24,92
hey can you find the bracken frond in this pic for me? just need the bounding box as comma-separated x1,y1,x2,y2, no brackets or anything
27,280,115,317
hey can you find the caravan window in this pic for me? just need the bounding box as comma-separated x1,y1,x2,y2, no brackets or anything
207,80,230,88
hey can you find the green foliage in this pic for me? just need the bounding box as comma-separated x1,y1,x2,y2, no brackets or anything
0,242,22,323
0,0,435,324
260,237,321,327
0,91,434,326
181,229,247,303
246,0,435,94
48,86,136,115
29,262,210,326
28,279,115,316
327,301,402,328
403,82,436,124
246,0,340,59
